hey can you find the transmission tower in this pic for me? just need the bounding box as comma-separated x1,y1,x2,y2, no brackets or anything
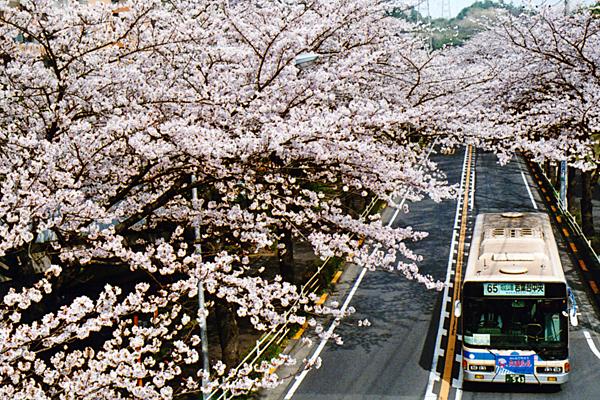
417,0,430,21
416,0,432,50
441,0,451,19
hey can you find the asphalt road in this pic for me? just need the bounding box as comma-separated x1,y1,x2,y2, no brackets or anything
261,146,600,400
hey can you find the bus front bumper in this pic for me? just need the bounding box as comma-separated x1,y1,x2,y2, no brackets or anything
464,370,568,384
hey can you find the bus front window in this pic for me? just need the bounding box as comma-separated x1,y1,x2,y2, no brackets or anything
463,298,567,355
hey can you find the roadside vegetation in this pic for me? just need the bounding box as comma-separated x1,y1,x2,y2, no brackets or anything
0,0,599,398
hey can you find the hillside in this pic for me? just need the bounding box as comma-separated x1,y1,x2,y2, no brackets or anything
392,0,524,49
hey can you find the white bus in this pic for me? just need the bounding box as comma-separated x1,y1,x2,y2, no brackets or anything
460,212,575,385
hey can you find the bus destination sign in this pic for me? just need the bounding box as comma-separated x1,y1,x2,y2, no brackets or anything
484,282,545,296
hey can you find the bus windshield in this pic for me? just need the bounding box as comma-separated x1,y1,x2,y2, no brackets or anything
463,297,567,356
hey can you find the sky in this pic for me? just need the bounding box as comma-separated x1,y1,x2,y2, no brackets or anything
424,0,596,19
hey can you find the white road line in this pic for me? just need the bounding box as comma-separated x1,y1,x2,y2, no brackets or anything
424,146,470,400
521,169,538,210
285,142,438,399
469,159,475,212
584,330,600,360
284,265,368,399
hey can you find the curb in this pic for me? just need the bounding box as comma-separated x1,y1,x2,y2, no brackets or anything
526,158,600,317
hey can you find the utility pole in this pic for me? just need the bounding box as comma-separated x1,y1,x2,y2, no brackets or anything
191,175,209,400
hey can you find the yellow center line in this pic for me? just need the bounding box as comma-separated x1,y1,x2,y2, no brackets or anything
439,146,473,400
579,260,588,271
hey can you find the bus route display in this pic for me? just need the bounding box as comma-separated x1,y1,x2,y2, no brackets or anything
484,282,545,296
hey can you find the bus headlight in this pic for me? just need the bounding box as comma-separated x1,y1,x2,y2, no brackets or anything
536,366,562,373
469,365,493,372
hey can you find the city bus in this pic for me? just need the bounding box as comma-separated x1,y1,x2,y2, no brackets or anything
459,212,576,385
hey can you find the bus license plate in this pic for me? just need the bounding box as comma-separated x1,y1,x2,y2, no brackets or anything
505,374,525,383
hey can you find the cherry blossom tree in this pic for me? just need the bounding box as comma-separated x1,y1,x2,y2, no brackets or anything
0,0,455,397
443,4,600,234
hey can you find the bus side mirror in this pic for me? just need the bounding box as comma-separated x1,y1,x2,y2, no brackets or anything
454,300,462,318
569,308,579,326
563,309,579,326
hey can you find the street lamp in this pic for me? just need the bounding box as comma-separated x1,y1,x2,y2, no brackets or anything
295,52,319,70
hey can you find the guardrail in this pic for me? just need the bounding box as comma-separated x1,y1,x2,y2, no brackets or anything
206,195,381,400
529,159,600,317
534,162,600,264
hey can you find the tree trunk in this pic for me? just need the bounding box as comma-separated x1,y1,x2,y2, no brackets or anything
581,169,597,237
215,297,240,371
567,166,577,214
277,225,295,284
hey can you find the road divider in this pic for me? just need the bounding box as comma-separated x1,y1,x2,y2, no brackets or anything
425,145,474,400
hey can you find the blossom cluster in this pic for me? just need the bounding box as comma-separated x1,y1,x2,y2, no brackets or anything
0,0,459,397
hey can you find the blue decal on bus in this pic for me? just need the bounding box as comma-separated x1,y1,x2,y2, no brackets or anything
463,350,495,361
496,355,535,374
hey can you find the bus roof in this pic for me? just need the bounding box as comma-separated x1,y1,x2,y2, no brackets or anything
463,212,565,284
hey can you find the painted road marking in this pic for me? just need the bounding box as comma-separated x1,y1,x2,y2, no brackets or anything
563,229,570,237
284,266,367,399
292,322,309,340
579,260,588,271
425,146,472,400
557,216,562,223
570,243,578,252
439,147,472,400
521,169,538,210
331,270,343,284
584,331,600,360
316,293,328,306
590,281,599,294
